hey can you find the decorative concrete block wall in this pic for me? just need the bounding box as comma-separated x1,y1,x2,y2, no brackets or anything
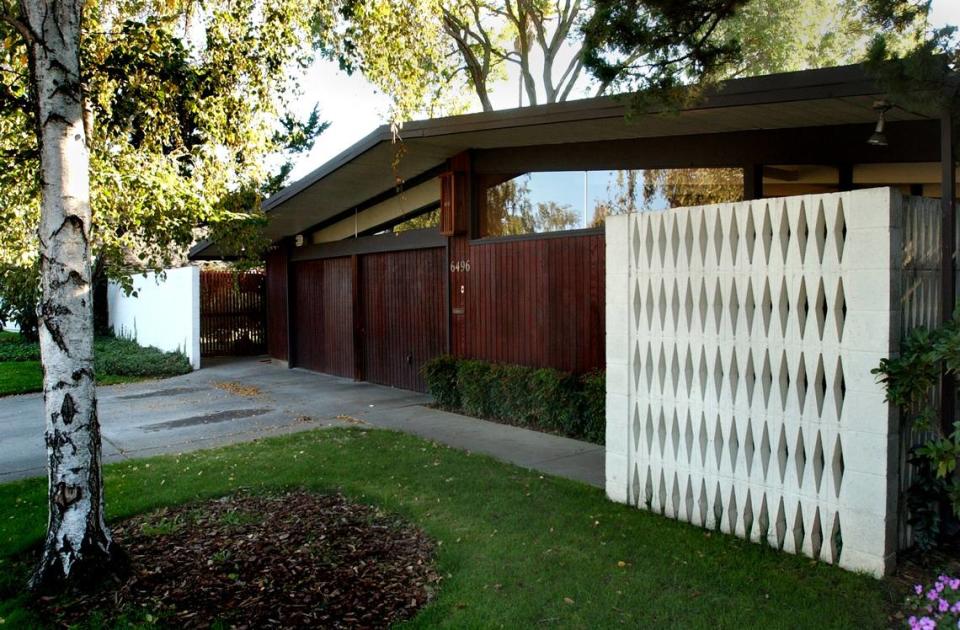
606,188,909,577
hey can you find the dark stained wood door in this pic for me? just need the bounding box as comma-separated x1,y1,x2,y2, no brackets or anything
292,258,354,377
360,248,446,391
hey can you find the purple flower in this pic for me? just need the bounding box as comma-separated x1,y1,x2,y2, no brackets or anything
939,598,950,613
918,585,926,595
930,590,941,601
951,579,960,591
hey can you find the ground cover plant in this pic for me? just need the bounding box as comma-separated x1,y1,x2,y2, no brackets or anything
422,355,605,443
0,428,893,628
0,331,191,396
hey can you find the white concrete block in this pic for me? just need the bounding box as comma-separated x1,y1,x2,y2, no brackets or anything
605,189,908,576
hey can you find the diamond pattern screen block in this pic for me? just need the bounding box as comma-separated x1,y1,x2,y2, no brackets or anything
605,188,908,578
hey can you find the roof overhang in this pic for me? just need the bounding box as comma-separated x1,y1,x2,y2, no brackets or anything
191,63,943,260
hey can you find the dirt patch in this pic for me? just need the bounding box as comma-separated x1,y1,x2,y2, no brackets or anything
213,381,264,397
38,491,440,628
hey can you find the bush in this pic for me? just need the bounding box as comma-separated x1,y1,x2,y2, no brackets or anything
529,368,580,433
0,263,40,341
94,336,192,377
421,355,460,409
0,332,41,362
580,371,605,444
422,356,605,444
457,360,496,417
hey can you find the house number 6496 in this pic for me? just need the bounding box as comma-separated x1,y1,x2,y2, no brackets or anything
450,260,471,273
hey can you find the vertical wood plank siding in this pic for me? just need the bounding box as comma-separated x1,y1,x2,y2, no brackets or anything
361,247,446,391
268,230,602,391
199,270,267,357
292,258,355,377
452,232,605,374
265,248,289,361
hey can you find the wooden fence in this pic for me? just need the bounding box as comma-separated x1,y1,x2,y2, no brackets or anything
200,270,267,357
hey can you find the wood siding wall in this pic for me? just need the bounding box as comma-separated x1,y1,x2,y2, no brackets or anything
292,258,355,378
268,230,603,391
265,247,289,361
450,232,605,374
361,248,446,391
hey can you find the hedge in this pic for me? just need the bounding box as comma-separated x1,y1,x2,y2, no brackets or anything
0,331,191,377
421,355,604,444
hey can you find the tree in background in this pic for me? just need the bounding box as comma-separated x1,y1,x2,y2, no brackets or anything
0,0,451,590
533,200,579,231
440,0,589,110
584,0,922,220
485,176,536,235
484,175,579,234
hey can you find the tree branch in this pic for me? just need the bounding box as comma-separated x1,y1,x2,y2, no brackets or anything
1,7,35,45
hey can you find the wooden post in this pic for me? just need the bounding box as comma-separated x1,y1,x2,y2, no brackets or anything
351,254,364,381
285,237,296,369
941,107,957,432
838,164,854,191
743,164,763,200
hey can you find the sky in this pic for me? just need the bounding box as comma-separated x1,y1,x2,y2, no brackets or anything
287,0,960,227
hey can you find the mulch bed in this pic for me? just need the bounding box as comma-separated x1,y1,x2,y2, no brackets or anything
37,491,441,628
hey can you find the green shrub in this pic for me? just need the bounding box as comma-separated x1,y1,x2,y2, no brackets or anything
93,336,191,377
421,355,460,409
0,333,40,362
580,371,605,444
457,360,496,417
422,356,605,444
487,364,534,425
529,368,580,433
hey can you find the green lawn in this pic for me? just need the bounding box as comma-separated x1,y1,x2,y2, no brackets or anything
0,332,191,396
0,361,145,396
0,428,893,628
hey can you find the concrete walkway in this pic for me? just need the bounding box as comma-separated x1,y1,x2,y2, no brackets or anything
0,358,604,487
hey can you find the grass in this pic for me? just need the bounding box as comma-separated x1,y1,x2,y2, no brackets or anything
0,428,893,628
0,332,191,396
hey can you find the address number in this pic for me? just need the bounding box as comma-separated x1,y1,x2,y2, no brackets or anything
450,259,471,273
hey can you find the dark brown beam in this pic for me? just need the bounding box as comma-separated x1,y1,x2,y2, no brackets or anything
940,107,957,433
290,227,447,263
762,166,799,181
744,165,764,200
471,121,939,174
284,237,296,369
838,164,854,191
351,254,364,381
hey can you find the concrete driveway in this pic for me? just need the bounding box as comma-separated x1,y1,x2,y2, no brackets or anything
0,358,604,486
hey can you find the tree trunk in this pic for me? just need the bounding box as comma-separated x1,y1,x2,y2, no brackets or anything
20,0,116,590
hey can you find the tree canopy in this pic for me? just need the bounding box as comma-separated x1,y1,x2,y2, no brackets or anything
0,0,455,330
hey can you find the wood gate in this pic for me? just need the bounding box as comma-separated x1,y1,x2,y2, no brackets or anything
200,270,267,356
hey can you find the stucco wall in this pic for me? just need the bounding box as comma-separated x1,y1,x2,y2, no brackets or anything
605,188,911,577
107,267,200,369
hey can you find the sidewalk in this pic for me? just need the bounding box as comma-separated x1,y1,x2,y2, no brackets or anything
0,358,605,488
360,400,605,488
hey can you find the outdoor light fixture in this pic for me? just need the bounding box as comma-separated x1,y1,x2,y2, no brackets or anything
868,100,892,147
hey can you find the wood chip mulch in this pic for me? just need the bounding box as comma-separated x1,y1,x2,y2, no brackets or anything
38,491,441,629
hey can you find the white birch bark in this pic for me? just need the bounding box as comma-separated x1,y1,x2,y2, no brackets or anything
18,0,114,588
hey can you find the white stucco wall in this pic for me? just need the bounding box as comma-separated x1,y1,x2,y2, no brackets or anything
606,188,913,577
107,267,200,369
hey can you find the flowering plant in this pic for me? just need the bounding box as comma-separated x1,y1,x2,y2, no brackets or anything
905,575,960,629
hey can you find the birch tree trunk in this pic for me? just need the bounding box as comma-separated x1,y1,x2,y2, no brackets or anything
18,0,116,589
